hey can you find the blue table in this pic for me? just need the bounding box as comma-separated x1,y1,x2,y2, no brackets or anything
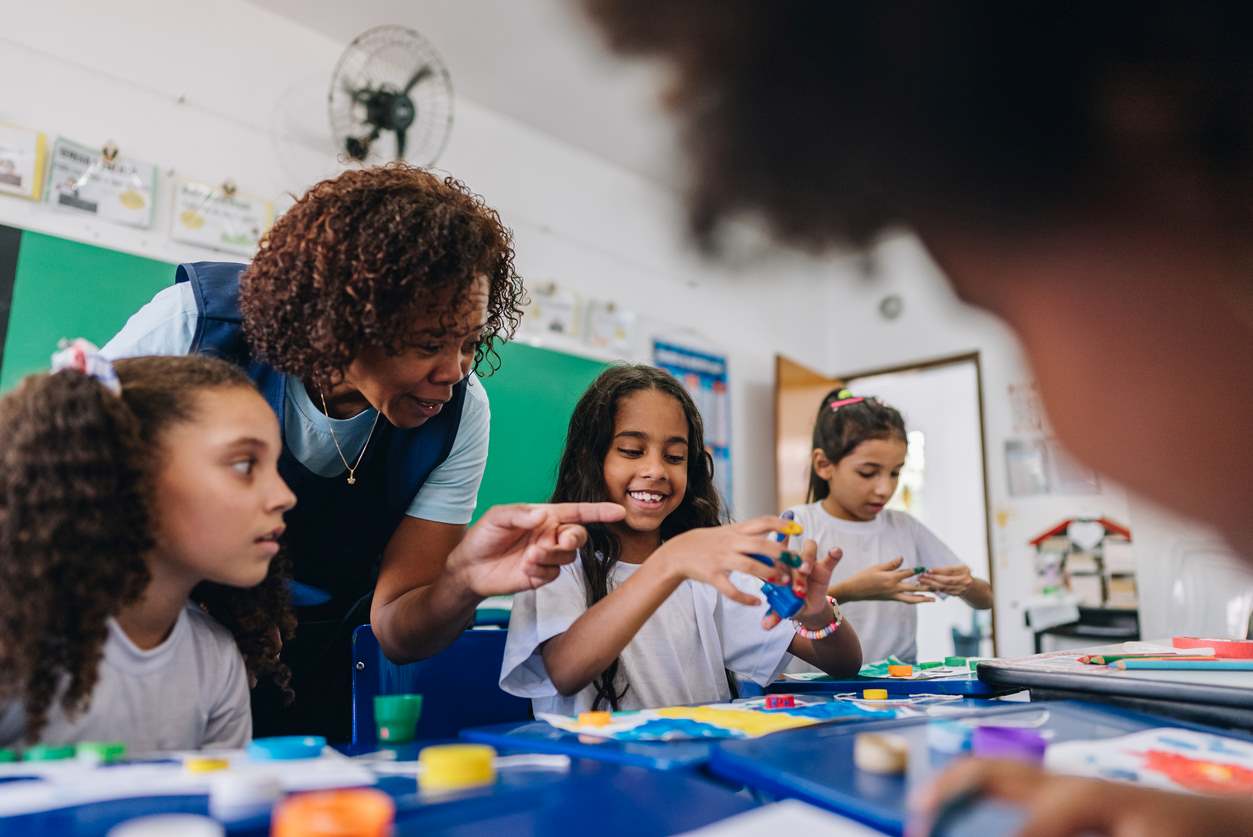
0,757,755,836
762,673,1006,698
463,719,717,771
461,696,1006,772
708,700,1253,836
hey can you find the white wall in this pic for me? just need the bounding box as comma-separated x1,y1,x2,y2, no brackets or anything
0,0,834,519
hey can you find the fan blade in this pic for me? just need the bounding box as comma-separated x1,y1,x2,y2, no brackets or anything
404,65,433,94
394,127,408,161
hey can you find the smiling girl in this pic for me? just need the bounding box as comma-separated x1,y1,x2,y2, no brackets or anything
502,365,860,713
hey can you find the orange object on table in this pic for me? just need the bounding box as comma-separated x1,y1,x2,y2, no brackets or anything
887,664,913,678
1172,636,1253,659
272,788,394,837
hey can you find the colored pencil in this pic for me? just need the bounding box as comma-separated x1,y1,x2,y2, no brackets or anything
1113,659,1253,671
1078,654,1214,665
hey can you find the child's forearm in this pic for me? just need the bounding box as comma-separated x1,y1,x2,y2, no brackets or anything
961,578,994,609
828,580,862,602
788,614,862,677
540,560,683,696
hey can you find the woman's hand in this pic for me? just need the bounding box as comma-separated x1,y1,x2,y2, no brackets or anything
446,502,625,597
911,758,1253,837
654,516,799,607
918,563,974,596
832,556,936,604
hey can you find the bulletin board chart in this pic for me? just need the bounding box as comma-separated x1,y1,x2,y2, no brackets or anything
653,340,732,510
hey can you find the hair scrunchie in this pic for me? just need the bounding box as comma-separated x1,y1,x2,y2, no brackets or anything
50,338,120,394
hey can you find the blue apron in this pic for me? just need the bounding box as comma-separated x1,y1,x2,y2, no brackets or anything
177,261,467,739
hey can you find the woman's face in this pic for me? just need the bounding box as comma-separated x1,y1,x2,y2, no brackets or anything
344,275,489,429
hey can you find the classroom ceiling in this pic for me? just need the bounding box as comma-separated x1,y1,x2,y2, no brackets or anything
246,0,683,188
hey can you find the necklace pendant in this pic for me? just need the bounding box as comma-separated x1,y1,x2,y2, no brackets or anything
347,474,357,486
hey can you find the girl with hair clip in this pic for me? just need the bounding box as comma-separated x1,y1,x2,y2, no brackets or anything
786,389,992,665
0,341,297,752
501,365,861,714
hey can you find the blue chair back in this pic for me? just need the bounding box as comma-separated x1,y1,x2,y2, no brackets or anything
351,624,532,747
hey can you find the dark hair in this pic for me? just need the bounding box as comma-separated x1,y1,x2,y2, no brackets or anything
583,2,1253,250
239,164,526,388
0,355,295,741
550,364,725,708
807,389,907,503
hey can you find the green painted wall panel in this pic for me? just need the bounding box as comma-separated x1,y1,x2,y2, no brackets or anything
472,342,610,520
0,231,173,391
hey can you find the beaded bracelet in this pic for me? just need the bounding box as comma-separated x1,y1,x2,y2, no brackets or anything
793,596,843,640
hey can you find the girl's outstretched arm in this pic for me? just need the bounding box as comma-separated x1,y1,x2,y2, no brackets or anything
542,517,795,696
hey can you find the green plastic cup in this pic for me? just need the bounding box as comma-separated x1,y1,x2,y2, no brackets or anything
24,744,76,762
374,693,423,744
77,741,126,764
0,748,17,763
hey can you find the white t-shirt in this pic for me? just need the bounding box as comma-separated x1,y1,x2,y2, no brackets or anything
501,558,796,715
0,605,251,753
102,282,490,525
786,504,964,663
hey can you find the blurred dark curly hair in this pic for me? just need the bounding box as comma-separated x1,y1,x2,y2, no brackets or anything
583,1,1253,250
0,355,295,742
239,164,525,388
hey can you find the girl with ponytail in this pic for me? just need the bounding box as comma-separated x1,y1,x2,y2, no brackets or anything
0,342,296,752
785,389,992,665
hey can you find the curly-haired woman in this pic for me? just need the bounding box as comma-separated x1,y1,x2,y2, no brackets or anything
0,349,295,751
104,165,622,739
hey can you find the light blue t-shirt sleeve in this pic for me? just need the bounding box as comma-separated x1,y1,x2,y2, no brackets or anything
406,374,490,525
101,282,196,359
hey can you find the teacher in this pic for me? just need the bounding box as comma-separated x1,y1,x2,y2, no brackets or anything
103,165,622,738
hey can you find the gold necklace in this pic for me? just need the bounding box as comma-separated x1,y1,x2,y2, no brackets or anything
319,390,381,486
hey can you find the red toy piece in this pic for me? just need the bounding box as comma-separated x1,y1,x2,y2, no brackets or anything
764,694,796,709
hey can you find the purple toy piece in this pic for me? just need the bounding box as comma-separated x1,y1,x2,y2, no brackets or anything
971,726,1047,763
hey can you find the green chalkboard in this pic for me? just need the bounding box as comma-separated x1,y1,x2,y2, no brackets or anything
472,342,610,519
0,226,610,516
0,229,173,391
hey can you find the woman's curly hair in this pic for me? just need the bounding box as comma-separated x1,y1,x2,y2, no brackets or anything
0,355,294,742
583,2,1253,250
239,164,525,388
